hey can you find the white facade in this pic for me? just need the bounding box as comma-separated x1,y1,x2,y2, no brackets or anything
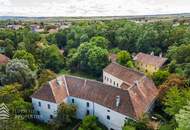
32,96,131,130
103,71,123,88
32,98,58,122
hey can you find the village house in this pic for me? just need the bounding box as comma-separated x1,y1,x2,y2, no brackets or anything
31,63,158,130
7,24,23,30
0,54,9,65
133,52,167,74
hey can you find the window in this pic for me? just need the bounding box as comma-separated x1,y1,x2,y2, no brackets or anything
48,104,51,109
117,83,119,87
107,110,110,112
87,102,90,107
72,99,74,103
107,115,110,120
114,81,115,85
86,110,90,115
37,111,40,115
125,117,128,120
110,79,112,83
50,115,53,119
107,78,109,81
110,128,115,130
104,76,106,80
38,102,41,107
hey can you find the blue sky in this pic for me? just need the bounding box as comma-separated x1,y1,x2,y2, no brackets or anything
0,0,190,16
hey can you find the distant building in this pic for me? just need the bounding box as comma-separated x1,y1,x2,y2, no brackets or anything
0,54,9,65
133,52,167,74
30,24,42,32
48,28,58,34
7,25,23,30
31,63,158,130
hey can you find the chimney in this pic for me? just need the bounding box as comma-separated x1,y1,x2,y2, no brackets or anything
116,96,120,107
159,52,162,58
150,51,154,56
134,80,139,86
56,77,63,87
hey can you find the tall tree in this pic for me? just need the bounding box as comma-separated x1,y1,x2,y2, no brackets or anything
175,101,190,130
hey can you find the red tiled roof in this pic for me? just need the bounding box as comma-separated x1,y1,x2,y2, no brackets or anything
103,62,144,85
31,74,158,119
0,54,9,64
127,77,158,118
31,76,68,104
134,52,167,68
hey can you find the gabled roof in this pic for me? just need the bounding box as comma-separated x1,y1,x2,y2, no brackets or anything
31,74,158,119
103,62,144,85
31,76,68,104
0,54,9,65
134,52,167,68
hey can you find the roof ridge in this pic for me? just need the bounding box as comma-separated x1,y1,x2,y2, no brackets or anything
48,81,57,103
136,52,167,59
65,75,129,92
110,62,145,76
63,76,70,96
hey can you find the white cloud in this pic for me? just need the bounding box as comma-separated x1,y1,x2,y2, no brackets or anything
0,0,189,16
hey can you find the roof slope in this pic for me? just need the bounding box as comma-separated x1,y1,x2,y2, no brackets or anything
103,62,144,85
31,76,68,104
127,77,158,118
65,76,136,118
134,52,167,68
0,54,9,64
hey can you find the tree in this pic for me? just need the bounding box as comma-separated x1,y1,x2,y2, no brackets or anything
163,87,190,116
152,70,170,86
79,116,102,130
116,50,134,68
3,59,36,88
167,44,190,64
67,43,109,76
90,36,109,49
13,50,37,70
23,31,41,54
38,69,57,87
87,46,109,75
175,101,190,130
41,45,64,72
53,103,77,128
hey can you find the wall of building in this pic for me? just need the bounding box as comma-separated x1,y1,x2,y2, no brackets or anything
135,61,159,74
32,98,58,122
67,96,94,119
103,71,123,88
67,96,130,130
94,103,130,130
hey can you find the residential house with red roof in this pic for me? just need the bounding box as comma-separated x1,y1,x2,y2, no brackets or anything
133,52,167,74
31,63,158,130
